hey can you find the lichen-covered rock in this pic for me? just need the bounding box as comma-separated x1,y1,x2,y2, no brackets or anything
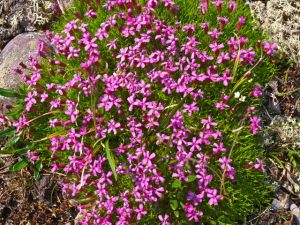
267,115,300,149
0,0,54,50
0,32,46,104
247,0,300,65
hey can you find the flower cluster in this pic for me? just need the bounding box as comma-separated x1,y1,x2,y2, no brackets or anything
12,0,277,224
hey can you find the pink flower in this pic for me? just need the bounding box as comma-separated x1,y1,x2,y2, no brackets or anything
183,102,199,116
218,69,232,86
158,214,170,225
217,17,230,30
134,204,147,220
264,41,278,55
182,24,195,32
252,86,263,97
27,150,39,162
219,156,232,170
212,142,226,154
249,116,262,134
201,22,209,32
207,189,223,205
107,119,121,134
208,28,223,40
217,52,230,64
215,102,230,111
228,0,237,12
184,204,203,222
201,115,218,129
209,41,224,53
84,9,97,19
254,158,266,173
199,0,209,15
212,0,224,12
236,16,246,31
95,28,109,40
187,137,202,152
107,39,118,50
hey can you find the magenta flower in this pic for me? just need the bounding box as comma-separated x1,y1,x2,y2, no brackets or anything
134,204,147,220
183,102,199,116
107,119,121,135
228,0,237,12
27,150,39,162
199,0,208,15
24,91,37,111
254,158,266,173
212,142,226,154
84,9,97,19
184,204,203,222
249,116,262,134
209,41,224,53
215,102,230,111
158,214,170,225
208,28,223,40
187,191,205,205
217,52,230,64
67,46,80,60
217,17,230,30
201,22,209,32
252,86,263,97
219,156,232,170
236,16,246,31
187,137,202,152
212,0,224,12
207,188,223,205
264,41,278,55
218,69,233,86
201,115,218,129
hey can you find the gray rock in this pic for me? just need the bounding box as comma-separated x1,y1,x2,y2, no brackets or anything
291,202,300,225
271,198,290,211
0,32,46,104
0,0,54,50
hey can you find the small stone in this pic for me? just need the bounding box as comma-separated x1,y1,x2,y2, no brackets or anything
271,198,289,211
0,32,46,104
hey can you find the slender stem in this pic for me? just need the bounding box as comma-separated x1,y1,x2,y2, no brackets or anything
220,117,246,195
189,158,223,180
26,111,60,124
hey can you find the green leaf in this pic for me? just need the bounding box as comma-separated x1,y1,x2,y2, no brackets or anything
10,159,29,171
187,175,196,182
33,160,43,180
171,179,182,189
157,95,188,132
173,210,179,218
4,136,20,148
104,139,117,181
0,148,27,155
34,170,41,180
0,128,15,138
5,106,24,119
33,129,68,143
34,160,43,171
179,201,185,208
0,88,21,98
170,199,178,210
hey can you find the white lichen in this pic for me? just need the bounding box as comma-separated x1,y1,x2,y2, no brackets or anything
269,115,300,149
247,0,300,65
10,10,23,30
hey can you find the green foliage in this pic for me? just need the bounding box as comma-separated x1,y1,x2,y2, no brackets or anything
1,0,283,224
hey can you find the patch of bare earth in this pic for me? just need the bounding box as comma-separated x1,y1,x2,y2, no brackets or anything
0,161,77,225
